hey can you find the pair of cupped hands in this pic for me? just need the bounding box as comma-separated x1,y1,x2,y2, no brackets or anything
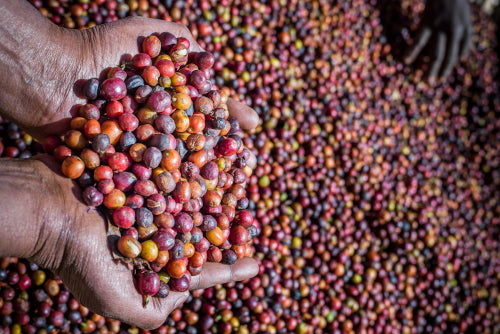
3,17,258,329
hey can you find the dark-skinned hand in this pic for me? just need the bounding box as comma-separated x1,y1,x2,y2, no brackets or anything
405,0,473,83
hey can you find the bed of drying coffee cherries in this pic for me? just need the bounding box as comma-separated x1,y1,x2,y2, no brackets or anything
0,0,499,333
43,33,257,299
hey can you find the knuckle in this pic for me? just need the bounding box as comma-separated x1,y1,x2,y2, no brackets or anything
181,26,193,38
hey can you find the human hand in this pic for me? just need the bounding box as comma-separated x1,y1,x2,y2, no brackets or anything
0,8,260,326
8,155,258,329
0,1,258,141
404,0,472,82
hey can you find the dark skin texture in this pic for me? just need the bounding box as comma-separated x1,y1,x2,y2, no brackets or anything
405,0,473,83
0,157,259,329
0,3,258,141
0,0,259,329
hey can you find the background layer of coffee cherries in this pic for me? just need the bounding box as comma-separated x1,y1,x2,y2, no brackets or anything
0,0,499,333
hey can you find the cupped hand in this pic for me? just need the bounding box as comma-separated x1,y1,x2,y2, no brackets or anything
27,154,259,329
404,0,472,82
28,17,258,141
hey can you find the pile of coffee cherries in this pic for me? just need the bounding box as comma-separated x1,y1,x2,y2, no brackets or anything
44,33,257,298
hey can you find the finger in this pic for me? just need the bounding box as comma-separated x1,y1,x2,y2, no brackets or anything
58,216,191,330
93,267,189,329
247,150,257,170
227,98,259,130
460,26,473,60
71,256,190,329
441,29,462,78
428,32,447,83
405,27,432,64
131,291,190,329
189,257,259,290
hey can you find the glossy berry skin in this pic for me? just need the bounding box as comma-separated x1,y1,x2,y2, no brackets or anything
147,90,171,113
221,249,237,265
83,78,99,100
142,35,161,58
82,186,104,207
106,100,124,119
174,212,194,234
117,235,142,258
107,152,129,172
137,271,160,296
132,53,152,69
170,275,190,292
113,172,137,192
155,281,170,298
99,78,127,101
156,59,175,77
17,274,31,290
92,133,110,154
159,32,177,51
195,52,215,70
152,229,176,251
217,138,238,156
49,311,64,327
118,113,139,132
234,210,253,227
112,206,135,228
230,225,249,246
103,189,126,209
93,165,113,182
61,156,85,179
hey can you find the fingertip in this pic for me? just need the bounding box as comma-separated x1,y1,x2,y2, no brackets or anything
233,257,260,281
245,110,260,130
404,55,414,65
441,68,451,79
247,151,257,170
189,42,205,53
227,98,260,130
